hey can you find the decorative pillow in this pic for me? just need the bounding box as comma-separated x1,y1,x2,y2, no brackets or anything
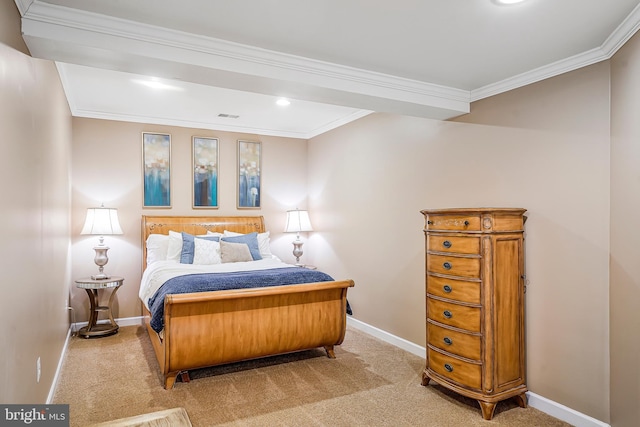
166,231,184,262
220,240,254,263
193,238,221,265
180,232,220,264
145,234,169,266
223,230,272,259
207,231,224,238
220,232,262,260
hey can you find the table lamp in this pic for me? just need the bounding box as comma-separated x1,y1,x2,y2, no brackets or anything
81,205,123,279
284,208,313,266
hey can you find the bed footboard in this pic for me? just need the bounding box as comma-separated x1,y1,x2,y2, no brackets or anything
144,279,354,389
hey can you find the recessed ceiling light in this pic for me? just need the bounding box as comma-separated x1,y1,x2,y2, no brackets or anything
276,98,291,106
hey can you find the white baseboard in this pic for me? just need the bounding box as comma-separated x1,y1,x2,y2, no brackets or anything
46,327,72,404
71,316,144,332
112,316,145,327
526,392,610,427
346,316,610,427
347,316,426,358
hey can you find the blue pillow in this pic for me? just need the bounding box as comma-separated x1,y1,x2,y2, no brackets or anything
180,232,220,264
220,232,262,261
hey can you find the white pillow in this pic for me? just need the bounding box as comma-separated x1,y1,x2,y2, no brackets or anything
167,230,211,262
166,231,183,262
146,234,169,266
207,231,224,238
223,230,273,259
193,238,222,265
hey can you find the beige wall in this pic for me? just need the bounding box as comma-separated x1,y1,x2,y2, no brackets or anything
610,31,640,427
70,118,309,321
0,1,72,403
308,62,612,422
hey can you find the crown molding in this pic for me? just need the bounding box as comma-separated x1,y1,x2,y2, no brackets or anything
306,110,373,138
600,1,640,57
471,3,640,102
470,47,607,102
13,0,34,16
22,1,470,115
70,107,347,140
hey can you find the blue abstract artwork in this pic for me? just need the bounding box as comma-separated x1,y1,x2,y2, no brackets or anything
238,140,261,208
143,133,171,208
193,137,218,208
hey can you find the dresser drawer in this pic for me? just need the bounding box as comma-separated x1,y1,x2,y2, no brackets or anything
428,348,482,390
427,254,481,278
425,215,481,231
428,235,480,255
428,322,481,361
427,275,481,304
427,298,481,332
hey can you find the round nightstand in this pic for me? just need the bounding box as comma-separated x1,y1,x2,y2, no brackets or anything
75,276,124,338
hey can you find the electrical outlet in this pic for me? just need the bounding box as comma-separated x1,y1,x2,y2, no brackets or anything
36,357,41,383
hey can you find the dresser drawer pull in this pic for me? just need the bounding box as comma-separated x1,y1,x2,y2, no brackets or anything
427,220,433,225
443,262,452,270
443,285,452,293
443,240,452,248
443,337,453,345
444,363,454,372
443,310,453,319
464,220,470,226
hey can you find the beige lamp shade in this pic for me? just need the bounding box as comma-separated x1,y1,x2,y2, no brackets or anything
81,206,122,279
284,209,313,233
81,207,123,235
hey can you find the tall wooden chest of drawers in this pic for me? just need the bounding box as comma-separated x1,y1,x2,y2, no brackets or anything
421,208,527,420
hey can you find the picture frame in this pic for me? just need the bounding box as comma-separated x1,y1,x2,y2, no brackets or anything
192,136,219,209
142,132,171,208
237,140,261,209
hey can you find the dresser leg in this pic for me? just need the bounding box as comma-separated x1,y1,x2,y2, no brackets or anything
514,392,528,408
479,401,497,420
421,371,431,386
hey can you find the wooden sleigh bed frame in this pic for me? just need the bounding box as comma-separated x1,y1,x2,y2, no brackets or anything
141,215,355,389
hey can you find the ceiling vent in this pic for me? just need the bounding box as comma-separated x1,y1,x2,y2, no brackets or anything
218,113,240,119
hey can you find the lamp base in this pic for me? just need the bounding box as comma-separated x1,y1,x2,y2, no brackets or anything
92,243,111,281
292,237,304,265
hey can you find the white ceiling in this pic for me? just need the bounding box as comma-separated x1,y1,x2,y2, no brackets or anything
15,0,640,138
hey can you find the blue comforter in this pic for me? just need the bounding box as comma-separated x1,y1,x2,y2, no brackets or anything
148,267,339,333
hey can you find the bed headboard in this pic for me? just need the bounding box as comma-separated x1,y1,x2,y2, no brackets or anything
141,215,265,268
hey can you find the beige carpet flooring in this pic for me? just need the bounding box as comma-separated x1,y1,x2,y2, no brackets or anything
53,325,571,426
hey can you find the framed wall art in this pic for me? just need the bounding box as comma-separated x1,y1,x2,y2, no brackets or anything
237,140,261,209
192,136,219,208
142,132,171,208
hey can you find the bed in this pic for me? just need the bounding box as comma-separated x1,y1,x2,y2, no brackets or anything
140,215,355,389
